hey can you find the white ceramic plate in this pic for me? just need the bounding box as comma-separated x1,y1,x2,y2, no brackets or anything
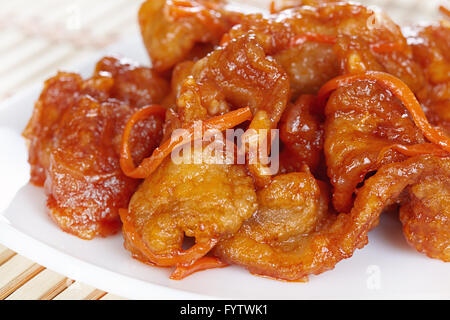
0,3,449,300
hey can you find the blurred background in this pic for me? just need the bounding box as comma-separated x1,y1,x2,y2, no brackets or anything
0,0,448,102
0,0,143,101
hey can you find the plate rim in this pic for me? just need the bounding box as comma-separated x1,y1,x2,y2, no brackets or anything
0,218,213,300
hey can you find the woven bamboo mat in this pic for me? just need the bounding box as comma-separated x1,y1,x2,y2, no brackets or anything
0,0,447,300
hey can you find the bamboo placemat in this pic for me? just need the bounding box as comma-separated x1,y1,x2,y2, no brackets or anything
0,0,447,300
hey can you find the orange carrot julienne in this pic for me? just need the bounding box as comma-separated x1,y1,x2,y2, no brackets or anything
120,105,166,179
121,107,253,179
270,1,275,14
317,71,450,153
439,5,450,18
377,143,449,163
170,257,228,280
167,0,217,23
119,209,218,267
171,0,195,8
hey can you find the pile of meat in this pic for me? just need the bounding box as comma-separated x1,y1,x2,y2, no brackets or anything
23,0,449,281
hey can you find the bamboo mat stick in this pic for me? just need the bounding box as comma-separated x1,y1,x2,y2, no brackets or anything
0,244,16,266
100,293,127,300
5,269,73,300
0,256,45,299
53,282,106,300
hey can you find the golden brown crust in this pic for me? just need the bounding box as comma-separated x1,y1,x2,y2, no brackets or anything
324,80,425,212
139,0,242,72
399,158,450,261
216,156,450,280
23,57,166,239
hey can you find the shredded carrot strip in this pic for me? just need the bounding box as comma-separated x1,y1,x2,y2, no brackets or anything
316,71,450,153
439,6,450,18
120,105,166,178
119,209,218,267
170,257,228,280
171,0,195,8
377,143,449,163
270,0,276,14
121,107,253,179
167,0,216,23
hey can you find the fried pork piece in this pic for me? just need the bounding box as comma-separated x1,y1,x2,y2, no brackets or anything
95,56,169,108
23,57,166,239
215,170,334,281
176,33,289,187
216,156,449,281
138,0,242,72
160,61,196,110
279,95,324,175
23,57,169,186
124,148,257,267
184,33,290,126
225,2,423,99
46,97,162,239
399,158,450,261
23,72,111,186
271,0,338,12
324,80,425,213
405,22,450,133
121,39,273,268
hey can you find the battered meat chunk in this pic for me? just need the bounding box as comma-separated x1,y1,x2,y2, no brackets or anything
23,57,165,239
181,34,290,187
46,97,161,239
216,156,449,281
225,2,423,99
270,0,338,12
405,22,450,134
324,80,425,212
139,0,242,72
186,33,290,126
400,158,450,261
279,95,324,175
215,170,334,281
120,38,279,268
23,72,107,186
124,148,257,266
94,56,169,108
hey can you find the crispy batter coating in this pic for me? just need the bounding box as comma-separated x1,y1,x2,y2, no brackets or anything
94,56,169,108
216,156,449,281
46,97,159,239
279,95,324,175
215,170,334,281
275,42,339,98
271,0,338,12
121,37,282,266
124,148,257,266
23,57,165,239
226,2,422,99
406,22,450,134
399,158,450,261
138,0,242,72
186,33,290,126
324,80,425,212
23,72,110,186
